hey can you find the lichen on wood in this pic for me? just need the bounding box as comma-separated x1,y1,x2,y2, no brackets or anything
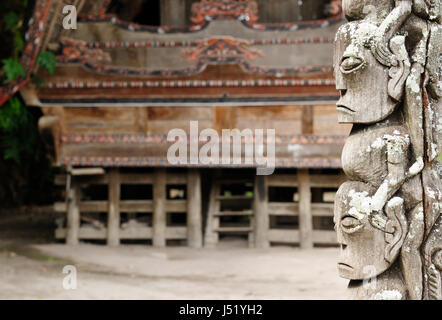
334,0,442,300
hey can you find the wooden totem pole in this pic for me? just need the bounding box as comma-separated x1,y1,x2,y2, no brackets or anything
333,0,442,300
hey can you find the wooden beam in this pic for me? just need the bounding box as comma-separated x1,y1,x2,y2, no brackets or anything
107,168,120,246
310,174,347,188
120,200,153,212
55,199,187,214
297,169,313,249
267,230,337,245
119,173,153,185
56,173,188,186
268,202,298,215
66,178,80,245
55,201,108,213
55,174,109,186
71,168,105,176
56,227,187,240
187,169,202,248
153,168,167,247
268,202,334,217
254,175,269,248
267,173,346,188
267,174,299,187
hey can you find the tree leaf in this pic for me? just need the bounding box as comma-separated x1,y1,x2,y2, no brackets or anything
37,51,57,74
2,58,26,82
14,31,24,55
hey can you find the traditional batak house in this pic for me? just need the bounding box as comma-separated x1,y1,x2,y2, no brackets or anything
15,0,350,249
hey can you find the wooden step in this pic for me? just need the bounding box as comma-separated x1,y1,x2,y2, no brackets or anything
214,210,253,217
215,195,253,200
214,227,253,233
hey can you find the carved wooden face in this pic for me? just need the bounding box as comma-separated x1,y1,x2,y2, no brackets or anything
334,22,399,124
334,181,394,280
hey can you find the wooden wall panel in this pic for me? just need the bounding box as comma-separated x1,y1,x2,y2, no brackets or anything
61,107,142,134
235,106,303,135
313,105,352,136
214,107,236,132
147,107,213,134
53,105,349,137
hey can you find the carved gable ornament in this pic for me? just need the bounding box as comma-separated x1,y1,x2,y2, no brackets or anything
190,0,259,24
181,37,264,64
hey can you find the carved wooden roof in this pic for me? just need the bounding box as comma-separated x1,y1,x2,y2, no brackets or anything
15,0,344,107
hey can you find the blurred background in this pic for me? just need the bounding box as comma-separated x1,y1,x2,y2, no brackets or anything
0,0,352,299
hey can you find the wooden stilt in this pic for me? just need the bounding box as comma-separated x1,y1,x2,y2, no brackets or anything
297,169,313,249
187,169,202,248
153,168,167,247
107,168,120,246
204,183,220,248
254,175,269,248
66,178,80,245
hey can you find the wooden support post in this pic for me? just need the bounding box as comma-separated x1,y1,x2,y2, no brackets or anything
107,168,120,246
153,168,167,247
297,169,313,249
187,169,202,248
254,175,269,248
66,178,80,245
204,184,220,248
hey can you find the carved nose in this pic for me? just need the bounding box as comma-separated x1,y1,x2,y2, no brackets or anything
339,89,347,98
341,244,347,250
335,69,347,92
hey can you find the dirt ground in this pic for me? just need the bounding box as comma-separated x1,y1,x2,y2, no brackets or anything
0,211,348,300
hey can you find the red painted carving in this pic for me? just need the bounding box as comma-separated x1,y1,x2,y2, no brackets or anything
190,0,258,24
57,38,111,64
181,36,264,64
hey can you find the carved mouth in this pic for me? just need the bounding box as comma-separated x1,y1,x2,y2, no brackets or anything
336,104,355,113
338,263,353,269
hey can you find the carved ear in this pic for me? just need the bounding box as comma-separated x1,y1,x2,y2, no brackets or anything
388,36,411,102
384,197,408,263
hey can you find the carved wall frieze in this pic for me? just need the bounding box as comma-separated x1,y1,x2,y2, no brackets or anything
78,0,343,34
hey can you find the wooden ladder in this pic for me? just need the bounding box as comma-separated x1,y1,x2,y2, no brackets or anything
204,180,255,248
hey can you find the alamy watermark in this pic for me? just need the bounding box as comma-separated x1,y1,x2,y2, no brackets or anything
363,265,377,290
62,265,77,290
167,121,275,175
62,5,77,30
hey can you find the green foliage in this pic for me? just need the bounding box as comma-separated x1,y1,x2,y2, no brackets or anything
0,1,55,207
0,95,54,206
4,12,20,32
37,51,57,74
0,96,24,131
0,97,32,163
2,58,26,81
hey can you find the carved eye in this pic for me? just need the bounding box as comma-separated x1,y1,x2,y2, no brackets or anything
340,56,365,73
341,216,363,233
